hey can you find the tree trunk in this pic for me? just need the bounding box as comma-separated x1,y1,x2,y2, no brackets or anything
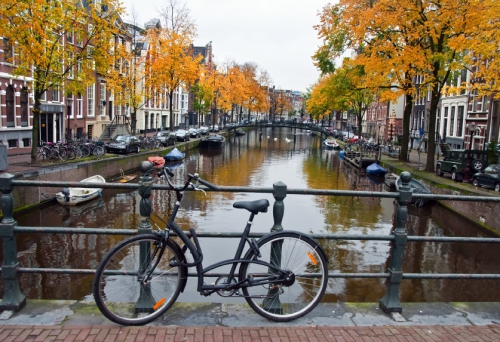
399,93,413,162
425,86,440,173
169,90,174,131
31,95,41,163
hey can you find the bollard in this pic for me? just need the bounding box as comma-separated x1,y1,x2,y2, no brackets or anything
263,181,287,313
379,171,411,313
135,161,155,313
0,173,27,311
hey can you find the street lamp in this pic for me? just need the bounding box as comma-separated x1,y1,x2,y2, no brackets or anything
463,122,480,183
66,97,73,142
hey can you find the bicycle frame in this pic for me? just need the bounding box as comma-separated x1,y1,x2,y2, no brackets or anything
155,167,287,297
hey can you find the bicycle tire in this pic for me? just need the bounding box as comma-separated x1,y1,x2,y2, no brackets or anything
94,145,105,157
238,231,328,322
46,147,58,160
80,146,91,157
59,147,69,161
67,148,76,160
93,234,184,326
75,147,84,159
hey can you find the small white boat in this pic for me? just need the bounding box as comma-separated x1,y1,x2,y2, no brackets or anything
56,175,105,206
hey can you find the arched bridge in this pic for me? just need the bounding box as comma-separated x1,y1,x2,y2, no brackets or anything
226,121,333,138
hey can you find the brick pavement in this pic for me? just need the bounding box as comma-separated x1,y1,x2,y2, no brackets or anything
0,324,499,342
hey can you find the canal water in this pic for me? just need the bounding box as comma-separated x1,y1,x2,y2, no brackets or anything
1,127,498,303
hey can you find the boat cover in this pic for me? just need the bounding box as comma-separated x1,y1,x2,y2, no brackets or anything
366,163,387,175
164,148,185,161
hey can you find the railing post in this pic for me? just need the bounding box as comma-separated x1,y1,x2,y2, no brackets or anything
271,181,287,232
0,173,26,311
262,181,288,314
135,161,154,313
379,171,411,314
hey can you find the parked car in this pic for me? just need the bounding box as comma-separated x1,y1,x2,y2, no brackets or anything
153,131,176,146
210,125,219,132
472,164,500,191
175,129,190,142
188,127,200,138
105,135,141,154
199,126,209,135
436,149,490,181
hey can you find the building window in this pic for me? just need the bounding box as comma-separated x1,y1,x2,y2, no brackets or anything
76,93,82,117
6,85,15,127
3,38,19,65
457,106,464,137
100,83,106,116
52,86,59,102
449,106,455,136
67,30,74,44
21,88,29,127
87,84,95,116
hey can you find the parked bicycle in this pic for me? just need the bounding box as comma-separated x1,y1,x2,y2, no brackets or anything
92,163,328,325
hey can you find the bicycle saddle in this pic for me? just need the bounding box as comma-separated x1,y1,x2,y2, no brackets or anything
233,199,269,214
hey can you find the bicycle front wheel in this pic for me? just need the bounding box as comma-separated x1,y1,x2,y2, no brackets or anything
93,234,184,326
239,232,328,322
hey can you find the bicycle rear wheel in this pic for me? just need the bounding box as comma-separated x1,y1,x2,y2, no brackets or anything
93,234,184,326
239,231,328,322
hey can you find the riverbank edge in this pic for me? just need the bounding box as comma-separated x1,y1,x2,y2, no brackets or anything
2,138,202,219
380,157,500,237
378,155,500,235
2,299,500,327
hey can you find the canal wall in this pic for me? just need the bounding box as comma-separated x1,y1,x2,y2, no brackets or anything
382,161,500,236
3,140,200,214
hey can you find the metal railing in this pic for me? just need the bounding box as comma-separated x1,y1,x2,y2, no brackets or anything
1,169,500,315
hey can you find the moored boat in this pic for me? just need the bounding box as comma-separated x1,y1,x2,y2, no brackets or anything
366,163,387,176
164,147,185,161
56,175,105,206
323,139,340,150
235,128,245,136
199,134,226,149
395,176,435,206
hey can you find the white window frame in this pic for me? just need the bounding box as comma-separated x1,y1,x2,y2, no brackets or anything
87,84,95,117
77,94,83,118
100,83,106,116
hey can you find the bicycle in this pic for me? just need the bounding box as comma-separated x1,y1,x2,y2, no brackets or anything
92,163,328,326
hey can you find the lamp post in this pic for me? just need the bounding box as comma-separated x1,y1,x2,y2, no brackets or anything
66,97,73,142
463,122,479,183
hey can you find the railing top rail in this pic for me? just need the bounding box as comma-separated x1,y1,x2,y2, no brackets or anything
9,179,500,203
8,179,500,203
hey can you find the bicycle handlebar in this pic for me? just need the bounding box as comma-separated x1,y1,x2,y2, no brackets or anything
159,166,218,191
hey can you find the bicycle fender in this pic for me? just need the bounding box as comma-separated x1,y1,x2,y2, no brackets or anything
168,239,189,293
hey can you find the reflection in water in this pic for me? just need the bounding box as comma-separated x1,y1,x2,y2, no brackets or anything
1,128,499,303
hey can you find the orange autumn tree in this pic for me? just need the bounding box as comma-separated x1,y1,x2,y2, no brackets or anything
314,0,500,171
241,63,269,122
146,29,202,130
105,12,147,134
0,0,123,162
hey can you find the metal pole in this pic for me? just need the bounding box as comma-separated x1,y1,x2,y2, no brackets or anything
135,161,155,314
379,171,411,313
263,181,287,313
0,173,27,311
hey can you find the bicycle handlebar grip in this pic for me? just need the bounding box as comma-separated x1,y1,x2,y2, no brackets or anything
198,178,217,190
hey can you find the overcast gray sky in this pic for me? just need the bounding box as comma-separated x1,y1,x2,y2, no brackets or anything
124,0,331,93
